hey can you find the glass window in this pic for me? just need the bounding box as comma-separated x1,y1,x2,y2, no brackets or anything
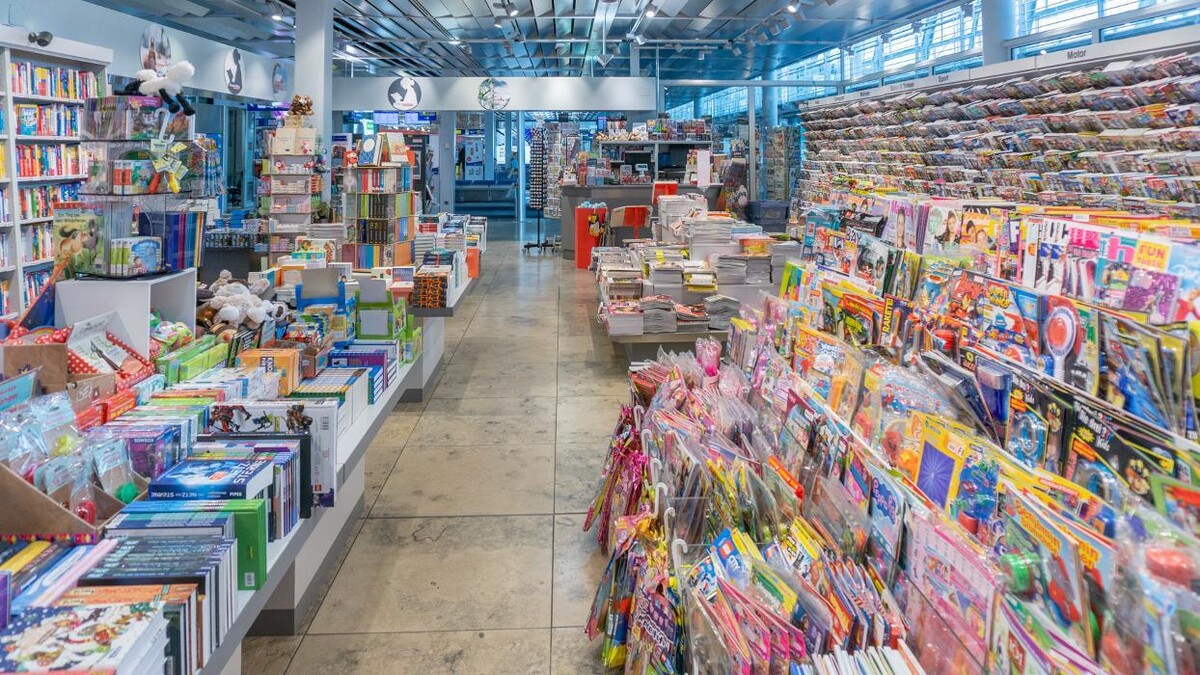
700,87,749,119
1101,6,1200,39
776,49,842,103
846,0,981,80
933,55,983,74
1011,31,1091,58
666,103,693,120
921,1,982,60
1020,0,1181,34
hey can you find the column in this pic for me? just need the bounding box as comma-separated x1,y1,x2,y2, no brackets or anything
295,0,333,200
747,86,757,202
517,111,527,222
437,111,457,213
763,86,779,127
981,0,1017,66
484,112,495,181
630,46,641,76
692,98,701,119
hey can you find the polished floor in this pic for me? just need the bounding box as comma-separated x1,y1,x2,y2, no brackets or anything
243,220,619,673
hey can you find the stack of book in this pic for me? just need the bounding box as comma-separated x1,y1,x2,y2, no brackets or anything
413,232,437,261
704,294,740,330
79,535,238,664
605,301,643,336
640,295,677,333
413,266,451,308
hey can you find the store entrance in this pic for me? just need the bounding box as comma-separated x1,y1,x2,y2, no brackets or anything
453,111,518,219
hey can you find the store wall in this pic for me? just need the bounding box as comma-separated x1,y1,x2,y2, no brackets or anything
0,0,289,101
334,76,656,113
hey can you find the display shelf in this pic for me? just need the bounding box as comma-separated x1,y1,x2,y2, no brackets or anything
54,269,197,357
18,215,52,224
198,370,411,675
23,256,53,266
10,93,84,104
15,174,86,183
608,329,727,344
408,276,474,317
16,134,79,142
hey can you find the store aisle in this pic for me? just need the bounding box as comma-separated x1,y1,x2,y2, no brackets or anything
244,220,618,674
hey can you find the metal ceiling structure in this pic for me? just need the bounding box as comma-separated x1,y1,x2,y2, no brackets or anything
91,0,951,103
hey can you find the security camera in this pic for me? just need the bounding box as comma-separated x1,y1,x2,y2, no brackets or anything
27,31,53,47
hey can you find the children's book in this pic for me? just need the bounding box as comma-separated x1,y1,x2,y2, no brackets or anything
149,457,274,500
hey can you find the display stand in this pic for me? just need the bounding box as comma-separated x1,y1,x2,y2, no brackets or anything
55,269,197,358
523,126,555,254
263,118,317,263
343,163,417,268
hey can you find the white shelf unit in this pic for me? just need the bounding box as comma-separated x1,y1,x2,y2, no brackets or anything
0,30,108,317
263,126,318,248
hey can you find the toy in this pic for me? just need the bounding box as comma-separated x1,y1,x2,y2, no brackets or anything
197,282,286,338
289,95,314,117
116,61,196,116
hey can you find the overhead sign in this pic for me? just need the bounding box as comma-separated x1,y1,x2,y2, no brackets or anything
335,76,656,112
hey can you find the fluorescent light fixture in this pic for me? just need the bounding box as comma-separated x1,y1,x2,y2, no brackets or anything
644,3,658,17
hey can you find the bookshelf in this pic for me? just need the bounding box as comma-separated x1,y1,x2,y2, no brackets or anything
0,36,107,316
342,155,419,269
262,120,316,263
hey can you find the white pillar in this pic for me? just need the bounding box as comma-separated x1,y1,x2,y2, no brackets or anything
763,86,778,127
295,0,333,201
981,0,1017,66
747,86,757,202
437,111,456,213
630,46,640,76
484,112,495,181
517,111,526,222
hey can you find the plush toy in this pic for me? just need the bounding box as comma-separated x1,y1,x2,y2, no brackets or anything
117,61,196,116
200,282,287,335
289,95,314,117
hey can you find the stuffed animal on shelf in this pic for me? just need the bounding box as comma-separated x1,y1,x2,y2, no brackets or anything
196,278,285,342
289,95,314,117
117,61,196,116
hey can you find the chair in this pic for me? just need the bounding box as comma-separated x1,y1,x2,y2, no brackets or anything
604,205,652,247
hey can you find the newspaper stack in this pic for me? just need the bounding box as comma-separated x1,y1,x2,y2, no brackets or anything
648,261,684,285
704,294,741,330
640,295,677,333
771,241,804,281
606,301,644,336
715,255,748,285
745,256,772,285
675,303,710,333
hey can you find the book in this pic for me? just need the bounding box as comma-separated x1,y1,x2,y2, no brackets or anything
0,603,167,674
116,499,268,591
149,457,274,500
57,584,200,675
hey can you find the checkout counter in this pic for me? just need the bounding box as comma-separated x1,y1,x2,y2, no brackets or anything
559,184,721,259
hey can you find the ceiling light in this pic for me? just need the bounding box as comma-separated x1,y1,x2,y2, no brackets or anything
698,51,705,61
732,45,743,56
449,37,462,45
768,24,780,37
644,3,658,17
345,43,359,54
494,19,503,28
786,2,797,11
271,13,284,21
633,34,646,46
507,2,519,16
755,31,768,42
